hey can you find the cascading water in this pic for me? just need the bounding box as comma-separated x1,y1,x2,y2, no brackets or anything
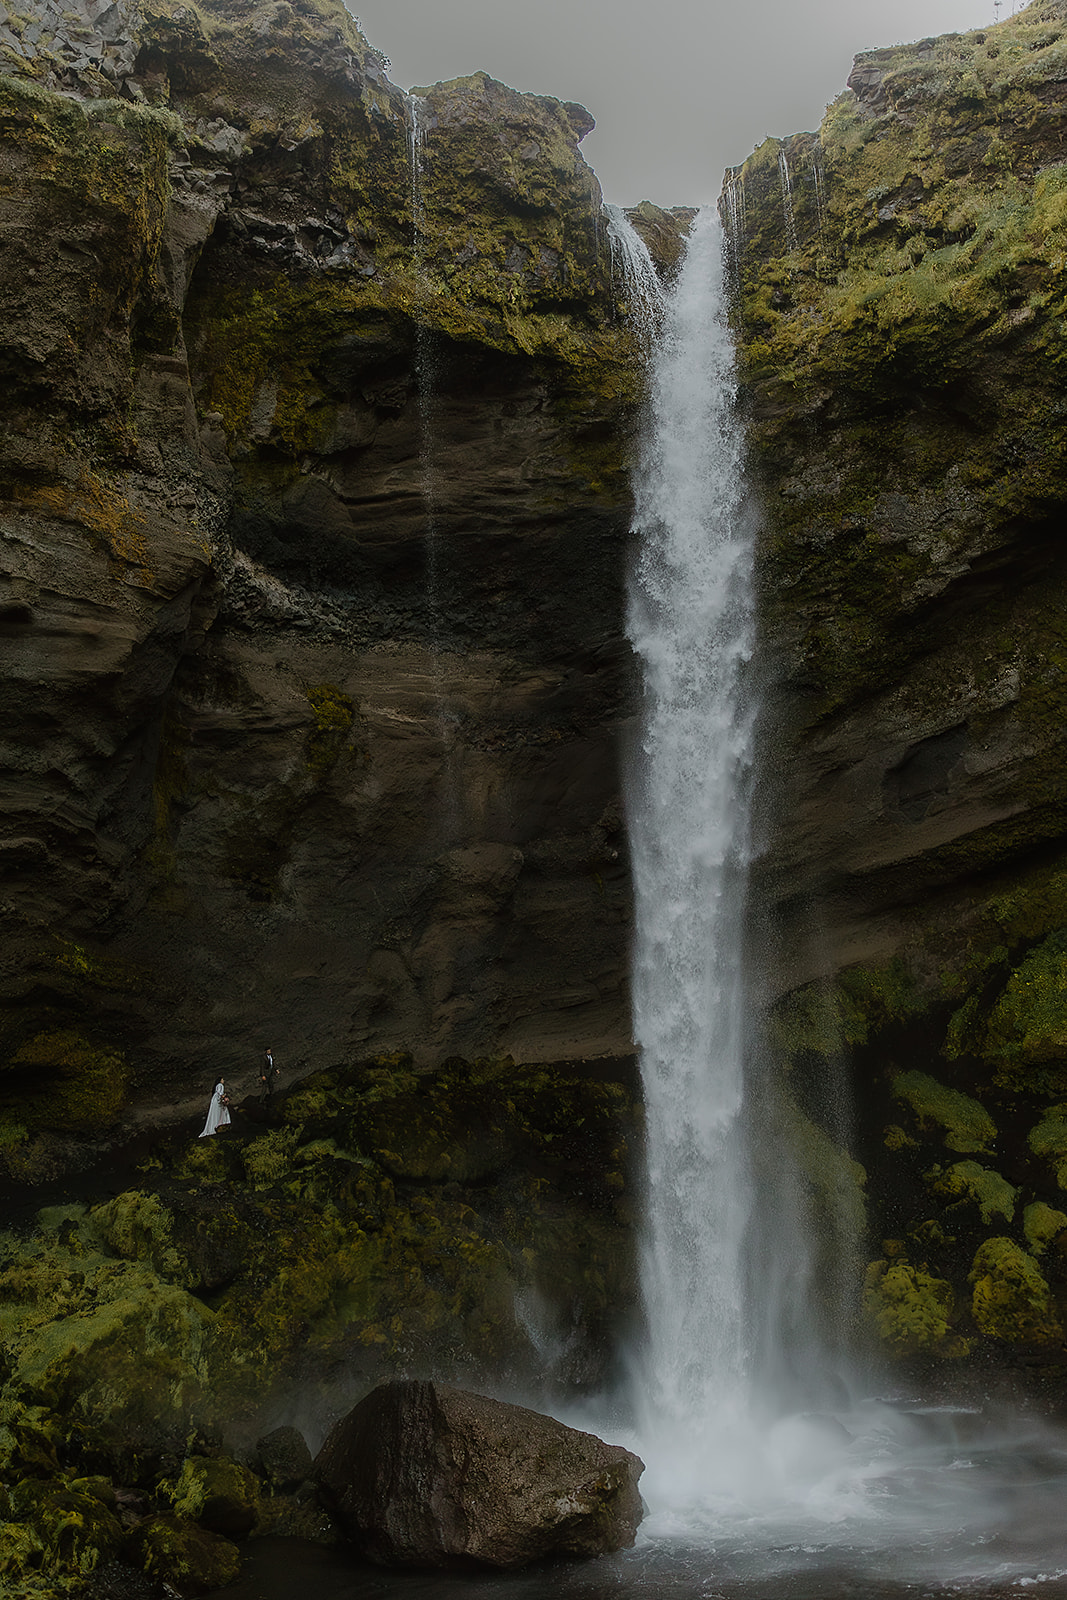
609,201,1067,1593
624,204,766,1510
604,203,666,335
777,146,799,253
406,90,461,832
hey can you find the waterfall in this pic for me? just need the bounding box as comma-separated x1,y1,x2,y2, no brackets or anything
778,146,799,253
722,169,747,278
626,205,761,1507
604,203,665,337
408,92,427,246
406,90,460,833
810,147,826,236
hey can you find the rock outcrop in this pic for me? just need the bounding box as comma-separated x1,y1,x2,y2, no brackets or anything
314,1379,644,1568
732,0,1067,1377
0,0,659,1150
0,1052,637,1591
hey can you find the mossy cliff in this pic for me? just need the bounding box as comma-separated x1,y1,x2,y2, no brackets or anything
735,0,1067,1380
0,1054,636,1593
0,0,664,1154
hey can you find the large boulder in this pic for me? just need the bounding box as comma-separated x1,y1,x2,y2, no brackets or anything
314,1380,644,1569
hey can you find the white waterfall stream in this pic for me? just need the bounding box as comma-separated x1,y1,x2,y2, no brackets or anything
604,203,1067,1586
623,205,760,1505
777,146,799,254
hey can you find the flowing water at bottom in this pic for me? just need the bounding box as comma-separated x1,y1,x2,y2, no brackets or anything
224,1394,1067,1600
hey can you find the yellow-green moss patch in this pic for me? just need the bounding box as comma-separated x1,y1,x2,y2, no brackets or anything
892,1070,996,1153
926,1159,1016,1224
1023,1199,1067,1255
969,1236,1063,1345
1027,1103,1067,1189
863,1256,967,1357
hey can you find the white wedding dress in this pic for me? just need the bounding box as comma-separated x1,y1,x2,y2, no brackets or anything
199,1082,231,1137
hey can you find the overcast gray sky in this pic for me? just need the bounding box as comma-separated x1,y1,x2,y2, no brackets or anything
349,0,1001,206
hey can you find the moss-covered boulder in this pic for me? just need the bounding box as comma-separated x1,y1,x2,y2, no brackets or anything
166,1453,264,1537
863,1255,968,1359
893,1071,997,1155
126,1511,242,1594
969,1237,1064,1347
0,1220,215,1463
1028,1104,1067,1189
0,1473,125,1594
926,1160,1016,1226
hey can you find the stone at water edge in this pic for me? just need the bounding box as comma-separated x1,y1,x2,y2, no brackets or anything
313,1379,644,1569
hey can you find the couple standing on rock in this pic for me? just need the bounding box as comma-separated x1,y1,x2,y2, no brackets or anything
199,1049,278,1137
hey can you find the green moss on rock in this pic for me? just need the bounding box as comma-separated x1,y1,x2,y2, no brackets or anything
892,1070,996,1153
305,683,355,778
926,1159,1016,1224
3,1030,129,1133
981,930,1067,1075
969,1235,1064,1345
773,960,925,1056
863,1256,968,1357
1027,1103,1067,1188
167,1454,263,1537
1023,1199,1067,1255
90,1190,191,1286
126,1512,241,1594
240,1125,303,1187
6,1476,124,1582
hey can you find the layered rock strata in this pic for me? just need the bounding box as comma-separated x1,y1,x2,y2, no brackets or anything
732,0,1067,1376
0,0,676,1142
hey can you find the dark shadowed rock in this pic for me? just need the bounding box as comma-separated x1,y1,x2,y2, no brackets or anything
255,1424,314,1491
314,1379,644,1569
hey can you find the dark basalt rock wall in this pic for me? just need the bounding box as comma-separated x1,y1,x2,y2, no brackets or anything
0,0,688,1142
732,0,1067,1377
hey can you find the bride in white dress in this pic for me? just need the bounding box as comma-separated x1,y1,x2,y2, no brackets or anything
199,1079,231,1138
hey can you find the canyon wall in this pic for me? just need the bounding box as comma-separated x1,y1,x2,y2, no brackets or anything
6,0,1067,1408
0,0,684,1145
733,0,1067,1377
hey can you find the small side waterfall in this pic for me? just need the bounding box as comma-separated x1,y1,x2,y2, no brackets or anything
408,92,426,234
810,147,826,235
406,91,460,832
604,203,665,336
722,169,747,278
626,206,761,1507
777,146,799,253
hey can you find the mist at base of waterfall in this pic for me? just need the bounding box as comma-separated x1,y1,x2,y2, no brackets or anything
228,1397,1067,1599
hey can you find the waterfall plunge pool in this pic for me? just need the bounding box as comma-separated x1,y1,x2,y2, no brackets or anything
226,1393,1067,1599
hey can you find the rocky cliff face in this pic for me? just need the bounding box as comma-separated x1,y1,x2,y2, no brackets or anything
732,0,1067,1378
0,0,662,1148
